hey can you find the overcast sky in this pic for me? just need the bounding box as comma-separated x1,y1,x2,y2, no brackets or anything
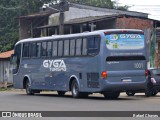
115,0,160,20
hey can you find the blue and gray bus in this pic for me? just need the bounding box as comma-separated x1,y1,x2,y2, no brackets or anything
12,29,148,99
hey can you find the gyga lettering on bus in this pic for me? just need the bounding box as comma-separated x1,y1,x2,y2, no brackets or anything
43,60,66,72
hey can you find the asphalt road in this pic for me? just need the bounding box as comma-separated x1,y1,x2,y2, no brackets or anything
1,90,160,120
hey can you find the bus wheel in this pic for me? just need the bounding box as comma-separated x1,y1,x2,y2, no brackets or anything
126,91,135,96
57,91,66,96
25,80,34,95
145,87,152,97
71,80,81,98
152,90,158,96
103,92,120,99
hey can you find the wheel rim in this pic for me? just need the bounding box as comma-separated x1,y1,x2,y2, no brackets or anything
73,83,78,96
26,82,30,94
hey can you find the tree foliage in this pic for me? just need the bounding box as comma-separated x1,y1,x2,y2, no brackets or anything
0,0,51,52
0,0,128,52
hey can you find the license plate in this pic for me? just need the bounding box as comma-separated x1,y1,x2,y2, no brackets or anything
122,79,132,83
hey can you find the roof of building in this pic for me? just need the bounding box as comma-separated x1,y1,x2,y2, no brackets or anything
19,12,53,19
19,2,149,20
70,3,148,18
36,14,123,29
0,50,14,59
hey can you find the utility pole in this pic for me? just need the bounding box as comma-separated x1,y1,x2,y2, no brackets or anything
59,0,66,35
42,0,69,35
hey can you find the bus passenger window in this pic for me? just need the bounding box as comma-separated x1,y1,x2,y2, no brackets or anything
31,43,37,57
53,41,58,57
82,38,87,55
64,40,69,56
41,42,47,57
94,36,100,49
58,41,63,57
70,40,75,56
47,42,52,57
88,36,100,55
88,37,94,49
76,38,82,56
23,43,29,58
36,43,41,57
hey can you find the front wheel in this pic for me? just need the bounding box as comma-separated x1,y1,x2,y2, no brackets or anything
25,80,34,95
71,80,81,98
126,91,135,96
103,92,120,99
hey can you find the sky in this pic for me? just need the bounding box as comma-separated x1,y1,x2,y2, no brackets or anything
115,0,160,21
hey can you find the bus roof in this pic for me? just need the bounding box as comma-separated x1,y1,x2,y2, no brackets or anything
16,29,143,45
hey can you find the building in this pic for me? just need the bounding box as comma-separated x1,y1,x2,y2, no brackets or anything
0,50,14,84
18,3,160,67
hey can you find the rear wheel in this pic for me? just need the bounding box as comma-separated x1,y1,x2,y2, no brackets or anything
25,80,34,95
57,91,66,96
71,80,81,98
145,86,152,97
126,91,135,96
103,92,120,99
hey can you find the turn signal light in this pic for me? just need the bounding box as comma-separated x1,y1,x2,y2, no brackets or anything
101,71,107,79
145,70,149,76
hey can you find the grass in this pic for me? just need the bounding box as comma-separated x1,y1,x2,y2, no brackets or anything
0,88,12,91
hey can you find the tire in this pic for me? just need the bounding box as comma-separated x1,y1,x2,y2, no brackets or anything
152,90,158,96
126,91,135,96
57,91,66,96
25,80,34,95
145,87,152,97
103,92,120,99
71,80,81,98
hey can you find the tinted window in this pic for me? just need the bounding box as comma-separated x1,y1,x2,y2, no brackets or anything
41,42,47,57
58,41,63,57
64,40,69,56
36,43,41,57
31,43,37,57
88,36,100,55
47,42,52,57
23,43,29,57
76,38,82,56
82,38,87,55
70,40,75,56
53,41,58,57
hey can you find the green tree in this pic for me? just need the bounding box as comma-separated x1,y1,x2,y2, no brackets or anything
0,0,52,52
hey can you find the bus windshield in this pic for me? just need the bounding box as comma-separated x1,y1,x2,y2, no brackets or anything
106,33,144,50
